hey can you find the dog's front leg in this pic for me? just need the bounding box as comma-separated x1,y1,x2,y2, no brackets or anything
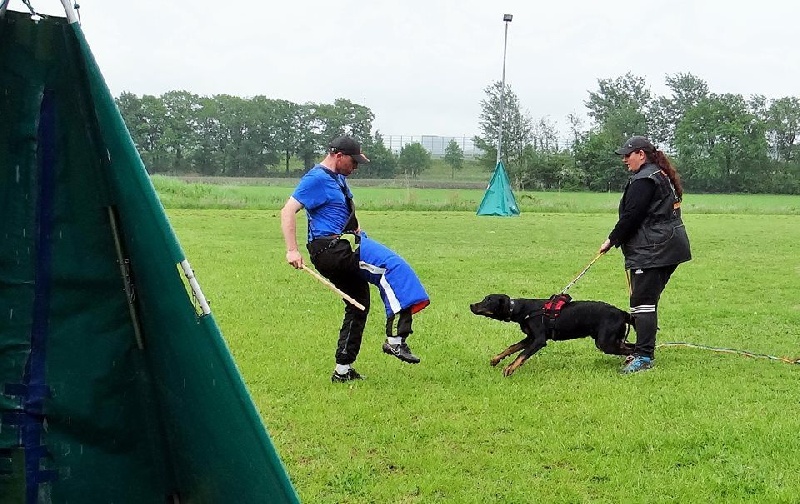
490,341,526,366
503,339,547,377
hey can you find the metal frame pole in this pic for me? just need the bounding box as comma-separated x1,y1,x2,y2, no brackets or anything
59,0,79,23
496,14,512,166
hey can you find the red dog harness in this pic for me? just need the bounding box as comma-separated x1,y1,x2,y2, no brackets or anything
541,293,572,337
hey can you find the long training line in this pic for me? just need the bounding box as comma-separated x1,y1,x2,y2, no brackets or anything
657,342,800,365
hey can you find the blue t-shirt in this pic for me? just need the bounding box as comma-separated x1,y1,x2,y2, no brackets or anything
292,165,354,242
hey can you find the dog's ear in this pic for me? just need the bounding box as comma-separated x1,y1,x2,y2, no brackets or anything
498,294,512,315
484,294,511,317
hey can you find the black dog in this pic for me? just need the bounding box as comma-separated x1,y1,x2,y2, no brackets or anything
470,294,634,376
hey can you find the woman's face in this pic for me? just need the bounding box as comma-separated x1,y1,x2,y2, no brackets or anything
622,150,646,172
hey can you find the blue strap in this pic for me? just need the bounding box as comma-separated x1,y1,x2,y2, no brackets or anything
4,383,51,398
19,89,59,502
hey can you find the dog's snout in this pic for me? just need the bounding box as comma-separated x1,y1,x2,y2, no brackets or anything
470,302,492,316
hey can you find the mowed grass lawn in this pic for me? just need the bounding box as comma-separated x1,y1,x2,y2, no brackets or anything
166,193,800,503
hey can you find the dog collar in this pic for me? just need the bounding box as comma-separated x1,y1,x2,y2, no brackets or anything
506,299,515,322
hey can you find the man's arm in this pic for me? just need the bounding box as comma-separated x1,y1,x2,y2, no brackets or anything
281,196,305,269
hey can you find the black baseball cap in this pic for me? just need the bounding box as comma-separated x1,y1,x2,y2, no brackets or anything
329,136,370,164
615,136,655,156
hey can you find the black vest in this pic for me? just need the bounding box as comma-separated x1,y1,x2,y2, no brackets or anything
619,164,692,269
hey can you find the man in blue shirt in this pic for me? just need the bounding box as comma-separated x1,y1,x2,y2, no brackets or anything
281,136,429,382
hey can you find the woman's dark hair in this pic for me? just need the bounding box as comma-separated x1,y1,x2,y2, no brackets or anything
645,148,683,199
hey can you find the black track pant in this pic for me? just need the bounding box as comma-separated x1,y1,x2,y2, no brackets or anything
386,308,413,340
628,264,678,359
308,238,370,366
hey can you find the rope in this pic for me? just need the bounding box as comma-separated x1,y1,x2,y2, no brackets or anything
560,252,605,295
657,342,800,365
21,0,40,17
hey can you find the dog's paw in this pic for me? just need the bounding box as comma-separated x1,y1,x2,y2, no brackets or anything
502,356,525,376
489,356,502,367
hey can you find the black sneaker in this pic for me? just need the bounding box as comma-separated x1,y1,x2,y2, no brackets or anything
382,341,421,364
331,368,364,383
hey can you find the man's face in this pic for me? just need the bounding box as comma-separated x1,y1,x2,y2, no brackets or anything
622,150,646,172
334,152,359,176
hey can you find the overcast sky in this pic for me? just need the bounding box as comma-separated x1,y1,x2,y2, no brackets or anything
16,0,800,139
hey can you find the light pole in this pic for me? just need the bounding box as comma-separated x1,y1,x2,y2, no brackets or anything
496,13,513,167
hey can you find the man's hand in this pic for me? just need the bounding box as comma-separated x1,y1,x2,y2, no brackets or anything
281,197,305,269
598,239,612,255
286,249,304,269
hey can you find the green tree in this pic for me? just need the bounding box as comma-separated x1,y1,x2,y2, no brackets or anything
268,98,301,173
513,117,579,190
398,142,431,178
443,139,464,178
572,127,627,192
517,145,581,191
585,73,652,131
295,102,325,169
333,98,374,140
651,73,709,150
578,74,653,191
116,91,376,175
192,95,223,175
356,131,397,179
766,96,800,162
160,90,200,173
213,94,250,175
116,92,170,173
675,93,768,192
296,100,375,170
475,81,532,168
317,98,375,146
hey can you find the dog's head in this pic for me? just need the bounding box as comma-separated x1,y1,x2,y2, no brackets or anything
470,294,513,321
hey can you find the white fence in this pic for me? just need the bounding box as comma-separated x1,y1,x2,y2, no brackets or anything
383,135,483,159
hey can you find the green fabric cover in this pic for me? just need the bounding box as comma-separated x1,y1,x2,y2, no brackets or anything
476,161,520,216
0,10,299,503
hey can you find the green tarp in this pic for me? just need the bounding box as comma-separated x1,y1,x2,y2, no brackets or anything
476,161,520,216
0,10,299,503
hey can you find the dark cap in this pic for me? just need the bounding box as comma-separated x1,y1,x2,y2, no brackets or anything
329,136,370,164
615,136,655,156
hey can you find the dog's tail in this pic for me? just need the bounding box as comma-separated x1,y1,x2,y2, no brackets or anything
624,312,635,338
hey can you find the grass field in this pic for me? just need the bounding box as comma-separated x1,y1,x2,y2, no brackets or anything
164,188,800,503
153,175,800,215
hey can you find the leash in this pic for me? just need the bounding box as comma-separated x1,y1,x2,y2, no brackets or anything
657,342,800,365
560,251,605,294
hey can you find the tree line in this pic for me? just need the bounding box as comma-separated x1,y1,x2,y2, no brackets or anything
476,73,800,194
117,92,373,176
115,91,431,180
115,72,800,193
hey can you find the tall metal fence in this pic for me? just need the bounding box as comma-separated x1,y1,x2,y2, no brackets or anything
383,134,576,158
383,135,483,159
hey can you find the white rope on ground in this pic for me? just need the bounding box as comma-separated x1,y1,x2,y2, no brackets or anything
657,341,800,365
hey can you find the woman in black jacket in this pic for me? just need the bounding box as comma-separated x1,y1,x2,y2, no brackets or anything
599,136,692,374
